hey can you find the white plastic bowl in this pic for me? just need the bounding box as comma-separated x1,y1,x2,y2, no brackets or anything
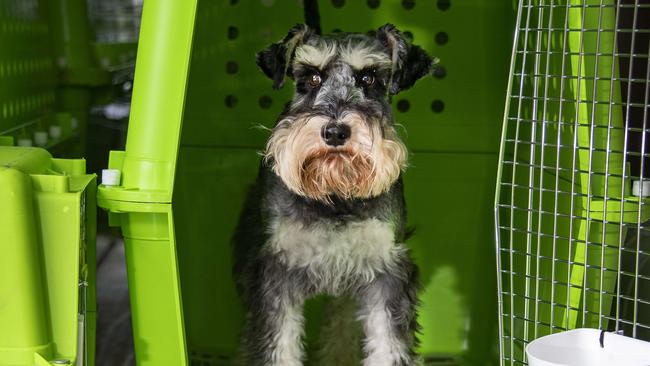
526,328,650,366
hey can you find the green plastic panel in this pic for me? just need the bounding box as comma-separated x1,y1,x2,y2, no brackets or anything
0,0,57,142
174,1,514,365
0,146,97,366
179,0,302,149
172,149,501,365
98,2,197,366
173,148,259,362
180,0,514,154
319,0,514,153
0,0,103,154
405,152,500,363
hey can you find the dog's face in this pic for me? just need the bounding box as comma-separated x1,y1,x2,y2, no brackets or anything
257,24,432,202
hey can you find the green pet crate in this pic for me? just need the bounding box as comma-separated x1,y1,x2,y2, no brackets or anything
0,145,97,366
0,0,97,156
1,0,518,365
496,0,650,364
0,0,73,153
1,1,136,366
95,1,515,366
0,0,138,157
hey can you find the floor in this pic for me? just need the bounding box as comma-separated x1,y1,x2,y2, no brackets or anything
95,233,135,366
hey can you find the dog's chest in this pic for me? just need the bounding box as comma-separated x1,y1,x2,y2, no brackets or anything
267,217,402,289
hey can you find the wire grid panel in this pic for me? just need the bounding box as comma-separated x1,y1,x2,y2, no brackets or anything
495,0,650,364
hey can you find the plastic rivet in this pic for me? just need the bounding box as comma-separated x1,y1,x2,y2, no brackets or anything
102,169,122,187
49,125,62,139
632,180,650,197
17,138,33,147
34,131,48,146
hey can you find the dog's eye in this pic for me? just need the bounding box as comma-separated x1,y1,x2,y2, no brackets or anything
308,74,322,87
360,73,375,87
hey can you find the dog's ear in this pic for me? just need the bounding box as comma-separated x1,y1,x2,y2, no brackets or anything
376,24,433,94
256,24,313,89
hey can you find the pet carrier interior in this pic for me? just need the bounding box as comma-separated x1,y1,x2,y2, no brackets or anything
496,0,650,364
96,1,516,365
1,0,517,365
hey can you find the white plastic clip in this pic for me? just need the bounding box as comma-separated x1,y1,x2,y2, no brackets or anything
632,180,650,197
102,169,121,186
33,131,48,146
17,138,33,147
49,125,62,139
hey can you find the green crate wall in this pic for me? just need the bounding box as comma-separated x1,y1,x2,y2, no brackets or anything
0,0,89,155
0,146,97,366
99,1,516,365
0,0,57,144
0,0,135,156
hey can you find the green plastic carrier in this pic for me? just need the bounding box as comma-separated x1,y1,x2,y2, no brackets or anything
1,0,519,365
0,0,102,156
95,1,516,366
0,146,96,366
0,0,136,156
0,1,132,365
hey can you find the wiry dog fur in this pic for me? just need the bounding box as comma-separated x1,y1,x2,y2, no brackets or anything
233,24,433,366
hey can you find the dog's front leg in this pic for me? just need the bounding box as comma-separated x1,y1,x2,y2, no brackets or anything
241,273,306,366
357,267,420,366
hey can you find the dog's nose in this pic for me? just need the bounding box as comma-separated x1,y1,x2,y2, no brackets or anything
322,123,351,147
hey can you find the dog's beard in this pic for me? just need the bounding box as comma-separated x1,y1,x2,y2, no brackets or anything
301,148,374,201
265,112,407,202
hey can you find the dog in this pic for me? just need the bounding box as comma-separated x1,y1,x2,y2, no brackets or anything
233,23,433,366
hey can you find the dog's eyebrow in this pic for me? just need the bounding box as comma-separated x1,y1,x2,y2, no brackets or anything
294,43,337,70
339,43,392,71
295,63,322,75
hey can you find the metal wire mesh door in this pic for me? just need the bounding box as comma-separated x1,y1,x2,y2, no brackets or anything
495,0,650,364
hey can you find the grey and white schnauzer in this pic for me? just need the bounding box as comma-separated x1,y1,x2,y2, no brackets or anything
233,23,433,366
